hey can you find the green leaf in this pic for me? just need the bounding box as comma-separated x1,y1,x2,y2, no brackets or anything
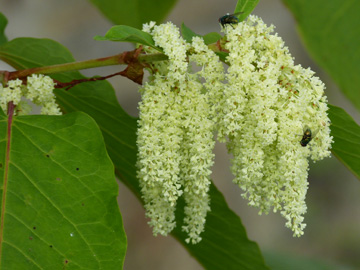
234,0,260,22
0,37,269,269
88,0,177,29
94,25,162,52
0,13,8,46
203,32,222,45
328,105,360,180
216,51,229,63
282,0,360,111
0,38,75,70
0,111,126,269
181,23,200,43
181,23,222,45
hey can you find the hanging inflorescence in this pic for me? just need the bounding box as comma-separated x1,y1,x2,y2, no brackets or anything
136,15,333,244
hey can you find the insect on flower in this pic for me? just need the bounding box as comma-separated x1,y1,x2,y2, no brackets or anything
300,127,318,147
218,12,243,28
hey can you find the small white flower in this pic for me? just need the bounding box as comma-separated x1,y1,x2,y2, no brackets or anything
142,21,156,33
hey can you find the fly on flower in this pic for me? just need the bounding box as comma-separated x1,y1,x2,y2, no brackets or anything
218,12,243,28
300,126,318,147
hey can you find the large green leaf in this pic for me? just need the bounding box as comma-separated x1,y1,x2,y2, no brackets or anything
282,0,360,111
0,38,269,269
88,0,177,29
0,110,126,269
328,105,360,180
0,13,7,46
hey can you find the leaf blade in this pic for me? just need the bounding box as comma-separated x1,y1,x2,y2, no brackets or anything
282,0,360,111
235,0,260,21
181,23,201,43
328,105,360,179
94,25,162,51
0,112,127,269
181,23,221,45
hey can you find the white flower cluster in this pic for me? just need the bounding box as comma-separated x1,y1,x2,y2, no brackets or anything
0,79,23,113
137,22,216,244
137,15,332,243
0,74,61,116
221,15,332,236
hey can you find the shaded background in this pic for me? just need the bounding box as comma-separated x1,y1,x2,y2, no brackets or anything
1,0,359,269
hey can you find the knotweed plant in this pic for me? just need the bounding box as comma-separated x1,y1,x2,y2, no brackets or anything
136,15,332,244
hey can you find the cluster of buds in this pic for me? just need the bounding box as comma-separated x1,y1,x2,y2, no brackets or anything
0,74,61,115
137,15,332,244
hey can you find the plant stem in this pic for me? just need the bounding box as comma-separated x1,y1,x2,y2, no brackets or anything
7,50,167,80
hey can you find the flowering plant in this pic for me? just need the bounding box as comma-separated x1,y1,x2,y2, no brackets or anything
136,17,333,243
0,0,359,269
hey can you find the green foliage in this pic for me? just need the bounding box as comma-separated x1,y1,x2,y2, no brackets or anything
0,111,126,269
181,23,201,43
282,0,360,111
203,32,223,45
0,38,74,70
0,13,7,46
88,0,177,29
181,23,222,45
94,25,162,52
328,105,360,180
235,0,260,22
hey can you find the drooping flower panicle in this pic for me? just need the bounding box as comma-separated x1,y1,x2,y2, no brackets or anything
137,22,217,243
220,16,332,235
136,15,332,243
